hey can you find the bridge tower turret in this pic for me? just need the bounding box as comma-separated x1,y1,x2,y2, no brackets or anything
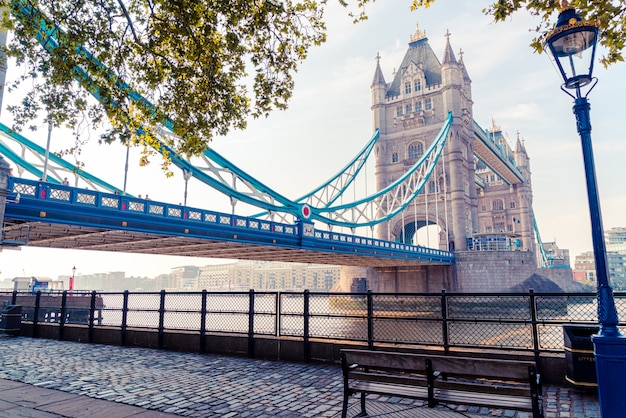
371,52,387,133
371,24,477,251
514,133,535,253
440,30,477,250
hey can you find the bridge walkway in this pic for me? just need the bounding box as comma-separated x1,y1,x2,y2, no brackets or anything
0,335,599,417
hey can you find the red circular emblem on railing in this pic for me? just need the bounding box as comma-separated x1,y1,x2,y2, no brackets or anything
300,204,311,219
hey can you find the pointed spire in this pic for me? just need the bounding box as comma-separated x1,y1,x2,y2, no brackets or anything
442,29,457,65
371,52,386,87
515,130,527,153
458,48,471,81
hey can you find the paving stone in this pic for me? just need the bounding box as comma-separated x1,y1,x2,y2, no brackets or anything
0,336,603,417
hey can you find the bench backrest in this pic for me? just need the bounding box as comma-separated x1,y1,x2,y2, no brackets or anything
341,349,536,381
342,349,430,374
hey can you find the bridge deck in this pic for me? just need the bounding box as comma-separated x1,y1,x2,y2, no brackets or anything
6,221,446,267
3,178,454,267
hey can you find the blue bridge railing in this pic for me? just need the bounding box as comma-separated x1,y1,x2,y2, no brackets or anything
6,177,455,264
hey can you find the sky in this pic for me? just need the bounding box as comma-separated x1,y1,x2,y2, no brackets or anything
1,0,625,281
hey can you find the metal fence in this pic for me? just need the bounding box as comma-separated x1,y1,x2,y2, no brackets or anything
2,289,625,357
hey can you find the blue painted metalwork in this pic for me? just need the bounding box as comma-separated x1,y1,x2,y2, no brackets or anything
10,1,305,214
5,177,455,265
314,113,452,228
544,5,626,417
0,122,123,193
4,1,524,263
571,95,620,334
533,212,570,269
251,128,380,219
533,210,550,269
472,120,525,184
10,2,456,230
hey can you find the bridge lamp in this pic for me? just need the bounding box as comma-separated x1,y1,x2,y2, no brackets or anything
70,265,76,291
544,2,626,415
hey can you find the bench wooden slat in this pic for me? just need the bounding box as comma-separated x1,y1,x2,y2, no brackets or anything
341,349,430,372
351,381,429,399
429,356,534,380
435,388,533,410
348,370,428,388
434,380,530,398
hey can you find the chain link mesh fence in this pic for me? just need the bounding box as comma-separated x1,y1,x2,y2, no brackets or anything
6,290,626,354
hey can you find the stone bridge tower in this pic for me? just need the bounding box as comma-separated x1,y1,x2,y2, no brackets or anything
342,24,551,293
372,26,477,251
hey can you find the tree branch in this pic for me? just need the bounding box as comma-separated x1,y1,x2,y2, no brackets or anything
116,0,138,43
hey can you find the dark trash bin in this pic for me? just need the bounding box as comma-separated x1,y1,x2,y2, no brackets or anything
563,325,599,390
0,305,22,336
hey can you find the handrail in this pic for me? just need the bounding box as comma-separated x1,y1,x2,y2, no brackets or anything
2,289,618,358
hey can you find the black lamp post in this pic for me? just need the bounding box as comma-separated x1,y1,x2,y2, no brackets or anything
544,2,626,415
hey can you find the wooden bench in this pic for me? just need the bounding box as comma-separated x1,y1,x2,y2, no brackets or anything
340,349,543,418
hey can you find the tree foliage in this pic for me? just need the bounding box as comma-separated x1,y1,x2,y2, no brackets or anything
0,1,623,168
0,0,328,166
411,0,626,67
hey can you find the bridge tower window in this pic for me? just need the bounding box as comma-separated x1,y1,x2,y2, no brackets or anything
425,98,432,110
408,142,423,159
415,101,422,112
492,199,504,211
396,106,403,117
405,82,411,94
510,201,516,209
405,104,412,114
392,151,399,163
414,79,421,92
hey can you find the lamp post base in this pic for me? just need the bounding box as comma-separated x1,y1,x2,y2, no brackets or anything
592,332,626,416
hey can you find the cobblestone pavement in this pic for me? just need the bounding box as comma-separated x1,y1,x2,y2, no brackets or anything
0,336,600,417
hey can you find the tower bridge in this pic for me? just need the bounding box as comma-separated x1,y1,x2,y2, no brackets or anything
0,9,576,293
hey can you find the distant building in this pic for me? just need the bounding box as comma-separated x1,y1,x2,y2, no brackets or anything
605,227,626,244
197,260,340,291
74,271,152,291
573,231,626,289
574,251,596,283
170,266,200,290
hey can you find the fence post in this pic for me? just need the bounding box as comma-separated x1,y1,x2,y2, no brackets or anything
121,290,129,346
200,290,207,354
275,291,281,337
11,290,16,305
248,289,255,358
59,290,67,340
33,291,41,338
441,290,449,352
303,289,310,362
158,290,166,349
88,291,96,343
529,289,541,368
367,290,374,349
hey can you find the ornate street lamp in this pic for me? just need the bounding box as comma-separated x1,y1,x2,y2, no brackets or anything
544,2,626,415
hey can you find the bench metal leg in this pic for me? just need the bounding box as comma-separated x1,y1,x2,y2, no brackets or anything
356,392,367,417
341,392,349,418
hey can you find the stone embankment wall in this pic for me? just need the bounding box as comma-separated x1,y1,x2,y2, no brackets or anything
341,251,580,293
